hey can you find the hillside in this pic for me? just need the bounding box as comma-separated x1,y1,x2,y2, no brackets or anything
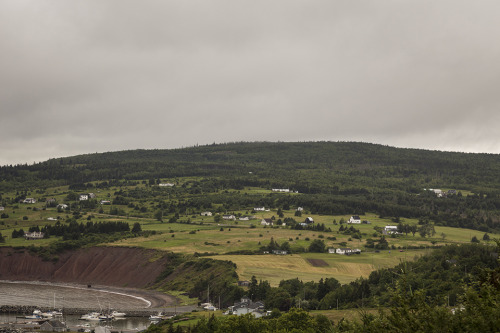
1,141,500,233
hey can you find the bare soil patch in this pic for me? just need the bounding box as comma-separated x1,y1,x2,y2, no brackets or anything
306,259,329,267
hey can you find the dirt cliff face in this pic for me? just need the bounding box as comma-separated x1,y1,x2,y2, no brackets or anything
0,247,170,288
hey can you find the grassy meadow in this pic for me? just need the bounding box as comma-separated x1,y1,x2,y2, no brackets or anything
0,184,496,287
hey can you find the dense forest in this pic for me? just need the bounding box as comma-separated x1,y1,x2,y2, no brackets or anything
2,141,500,233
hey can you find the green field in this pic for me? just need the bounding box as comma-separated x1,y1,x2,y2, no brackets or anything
0,185,496,287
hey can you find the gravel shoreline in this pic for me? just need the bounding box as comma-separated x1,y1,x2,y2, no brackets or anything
0,281,190,314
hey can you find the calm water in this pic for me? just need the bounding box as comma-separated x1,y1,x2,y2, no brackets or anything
0,281,158,330
0,313,153,331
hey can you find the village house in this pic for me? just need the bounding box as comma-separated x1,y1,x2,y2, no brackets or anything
228,297,266,317
238,216,249,221
0,206,4,211
200,211,213,216
384,225,399,235
237,280,251,287
40,320,67,332
336,248,352,255
272,188,290,192
57,204,68,209
79,194,88,201
88,193,96,199
304,217,314,224
261,218,273,226
24,231,45,240
222,214,236,220
272,249,288,255
348,215,361,224
100,200,111,205
254,207,266,211
296,207,304,211
328,248,336,254
159,183,175,187
23,198,36,204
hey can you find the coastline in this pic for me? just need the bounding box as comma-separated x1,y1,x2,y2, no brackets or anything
0,280,186,313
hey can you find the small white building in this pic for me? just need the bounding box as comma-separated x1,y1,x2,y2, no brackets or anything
79,194,88,201
228,298,266,318
239,216,250,221
304,217,314,224
24,232,44,240
254,207,266,211
88,193,96,199
100,200,111,205
328,248,336,254
57,204,68,209
272,188,290,192
0,206,4,211
159,183,175,187
223,214,236,220
336,248,352,255
348,216,361,224
23,198,36,204
296,207,304,211
200,211,213,216
261,218,273,226
384,225,399,235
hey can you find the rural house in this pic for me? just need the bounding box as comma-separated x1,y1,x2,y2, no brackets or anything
336,248,352,255
40,320,66,332
23,198,36,204
228,297,266,317
384,225,399,235
200,211,213,216
24,232,44,240
223,214,236,220
304,217,314,224
79,194,88,201
348,216,361,224
254,207,266,211
261,218,273,226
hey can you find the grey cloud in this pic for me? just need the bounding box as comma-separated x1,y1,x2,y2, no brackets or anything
2,1,500,165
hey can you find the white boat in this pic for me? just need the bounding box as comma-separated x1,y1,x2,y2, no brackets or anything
25,309,42,319
80,312,102,321
149,312,163,321
111,311,126,317
99,314,114,321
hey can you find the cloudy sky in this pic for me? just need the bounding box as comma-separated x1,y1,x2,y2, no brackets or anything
2,1,500,166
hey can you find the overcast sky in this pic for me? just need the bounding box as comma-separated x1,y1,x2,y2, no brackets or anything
2,1,500,166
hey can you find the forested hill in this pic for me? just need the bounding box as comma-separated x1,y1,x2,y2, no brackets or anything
2,141,500,192
2,141,500,232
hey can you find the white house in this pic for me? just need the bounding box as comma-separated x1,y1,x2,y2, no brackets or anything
261,218,273,226
223,214,236,220
88,193,96,199
348,216,361,224
159,183,175,187
0,206,4,211
79,194,88,201
272,188,290,193
296,207,304,212
336,248,352,255
57,204,68,209
100,200,111,205
228,298,266,318
23,198,36,204
24,232,44,240
384,225,399,235
254,207,266,211
239,216,250,221
200,211,213,216
272,250,288,255
304,217,314,224
328,248,336,254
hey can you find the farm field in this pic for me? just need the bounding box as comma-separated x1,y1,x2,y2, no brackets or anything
211,250,424,286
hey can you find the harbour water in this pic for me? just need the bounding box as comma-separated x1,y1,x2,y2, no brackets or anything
0,281,169,330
